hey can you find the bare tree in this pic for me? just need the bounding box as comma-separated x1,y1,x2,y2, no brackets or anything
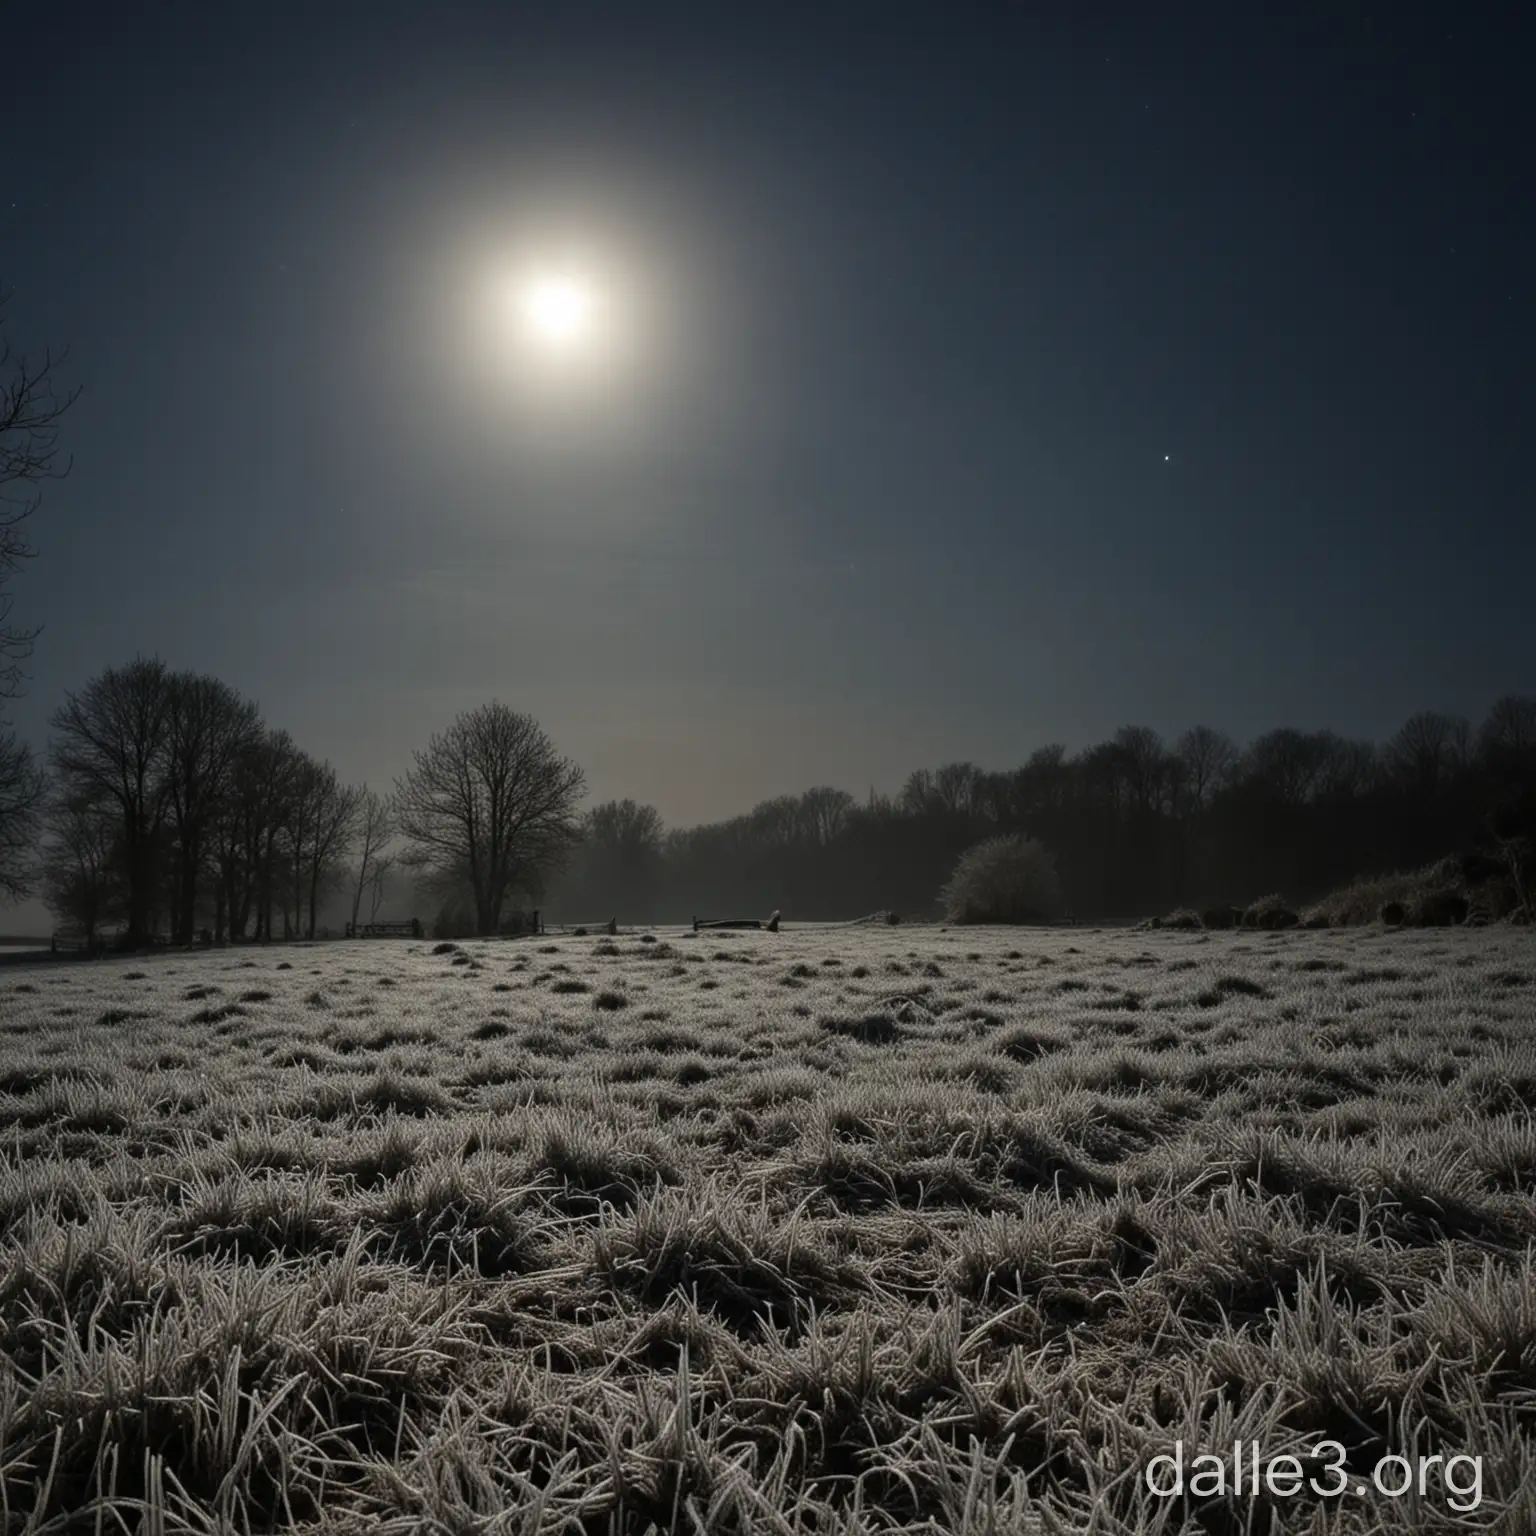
279,754,321,938
971,771,1014,826
898,768,938,816
278,754,360,939
1478,695,1536,790
796,786,855,846
254,732,304,940
574,798,665,919
933,762,985,817
395,703,585,936
348,787,396,930
1113,727,1172,817
1016,744,1070,822
1173,726,1237,815
1234,728,1338,807
50,657,176,941
898,764,986,819
1314,734,1379,801
367,849,397,923
747,794,800,849
39,794,119,942
213,726,301,941
163,672,261,941
1077,740,1132,814
302,767,362,938
1386,712,1469,797
586,799,665,861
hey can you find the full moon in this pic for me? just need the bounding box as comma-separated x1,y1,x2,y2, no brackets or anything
520,276,596,345
470,252,638,396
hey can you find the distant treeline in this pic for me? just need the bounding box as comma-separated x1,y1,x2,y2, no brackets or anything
22,654,1536,941
551,701,1536,923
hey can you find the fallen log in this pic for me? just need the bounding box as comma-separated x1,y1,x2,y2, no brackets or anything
693,909,781,933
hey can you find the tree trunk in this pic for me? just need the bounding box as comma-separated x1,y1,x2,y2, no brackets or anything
177,837,200,945
477,867,505,936
256,832,276,941
236,860,255,940
126,828,151,943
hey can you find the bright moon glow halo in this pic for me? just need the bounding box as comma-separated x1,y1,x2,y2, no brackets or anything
519,275,597,345
468,254,643,400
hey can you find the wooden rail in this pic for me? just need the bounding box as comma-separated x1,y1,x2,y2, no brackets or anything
347,920,423,938
50,932,100,955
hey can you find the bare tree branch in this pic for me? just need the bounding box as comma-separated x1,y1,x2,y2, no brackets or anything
1,292,79,700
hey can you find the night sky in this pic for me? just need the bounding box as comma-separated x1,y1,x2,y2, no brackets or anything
4,3,1532,837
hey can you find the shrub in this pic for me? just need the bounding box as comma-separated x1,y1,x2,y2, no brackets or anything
941,835,1065,926
1241,893,1298,930
1302,851,1521,929
1160,908,1204,931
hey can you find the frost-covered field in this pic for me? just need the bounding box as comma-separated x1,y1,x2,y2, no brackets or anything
2,923,1534,1532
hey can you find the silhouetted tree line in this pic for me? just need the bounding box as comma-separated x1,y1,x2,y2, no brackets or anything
552,700,1536,923
31,667,586,945
21,654,1536,938
42,657,375,945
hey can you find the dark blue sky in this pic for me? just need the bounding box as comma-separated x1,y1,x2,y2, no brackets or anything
3,1,1531,831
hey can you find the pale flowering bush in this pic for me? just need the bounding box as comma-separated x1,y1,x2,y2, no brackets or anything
942,834,1065,924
